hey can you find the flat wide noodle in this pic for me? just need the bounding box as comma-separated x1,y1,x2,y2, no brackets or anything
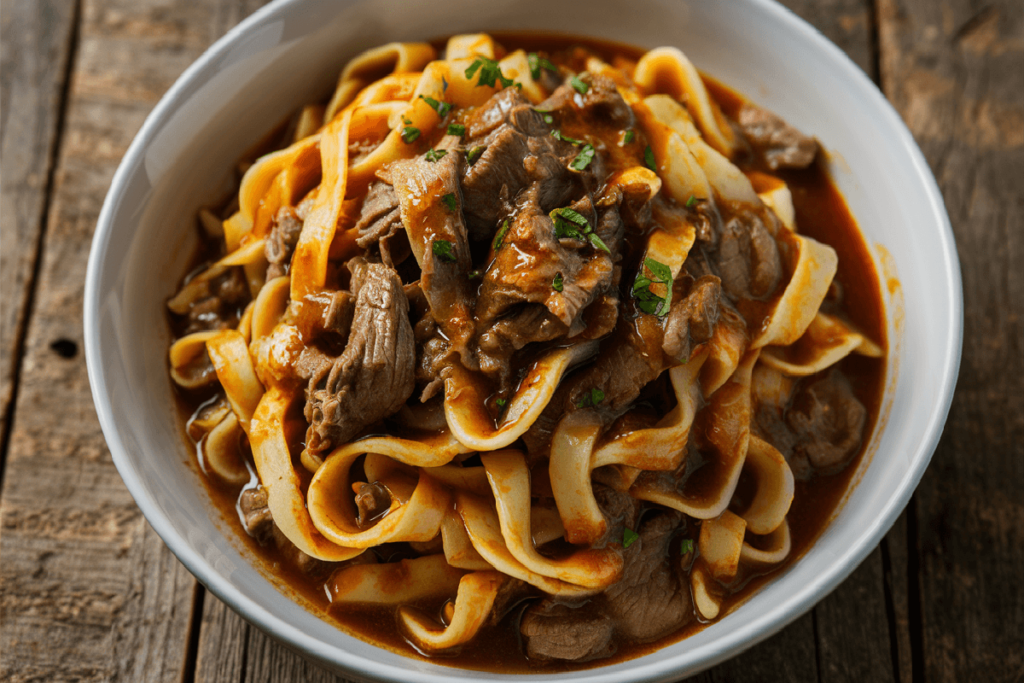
250,275,290,341
482,450,623,589
760,310,883,376
300,428,470,474
399,571,505,650
445,342,598,452
741,519,792,566
169,330,220,389
200,412,249,485
325,42,436,121
698,509,747,582
250,388,363,562
329,553,463,605
206,329,264,433
442,509,493,571
741,435,795,535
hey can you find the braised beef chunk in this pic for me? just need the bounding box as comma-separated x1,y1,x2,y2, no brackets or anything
539,73,636,130
354,181,404,265
712,208,783,300
265,206,304,279
270,525,334,577
303,259,415,454
520,599,616,662
786,369,867,477
662,276,722,361
465,87,548,140
738,103,819,170
239,486,274,544
185,266,248,333
354,481,392,529
593,483,642,546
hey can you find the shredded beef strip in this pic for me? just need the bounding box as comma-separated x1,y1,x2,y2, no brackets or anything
737,102,820,170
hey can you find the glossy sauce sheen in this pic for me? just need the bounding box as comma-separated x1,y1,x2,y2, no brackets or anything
171,34,887,673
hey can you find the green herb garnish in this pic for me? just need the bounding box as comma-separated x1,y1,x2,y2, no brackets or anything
570,74,589,95
576,387,605,408
623,527,639,548
569,144,595,171
679,538,694,555
632,257,673,317
552,272,564,292
550,207,610,254
527,53,559,80
424,148,447,162
686,195,698,208
401,125,421,144
495,398,508,408
622,129,636,145
492,219,511,251
467,146,486,165
441,193,457,212
465,57,514,89
644,145,656,171
432,239,457,263
551,129,584,146
543,113,554,124
418,95,452,118
468,269,483,279
447,123,466,136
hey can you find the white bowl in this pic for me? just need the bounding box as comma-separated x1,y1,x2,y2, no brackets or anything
84,0,961,680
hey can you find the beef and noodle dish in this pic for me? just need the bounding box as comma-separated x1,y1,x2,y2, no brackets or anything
167,33,886,669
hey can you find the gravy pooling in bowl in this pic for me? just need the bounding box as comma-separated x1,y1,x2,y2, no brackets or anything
167,32,885,671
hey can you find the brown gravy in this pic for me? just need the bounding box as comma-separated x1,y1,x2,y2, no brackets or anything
170,33,887,673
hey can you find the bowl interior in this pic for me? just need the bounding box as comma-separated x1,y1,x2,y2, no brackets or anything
85,0,960,681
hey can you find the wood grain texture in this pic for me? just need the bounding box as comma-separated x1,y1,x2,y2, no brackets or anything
779,0,877,76
0,1,264,681
878,0,1024,681
0,0,78,465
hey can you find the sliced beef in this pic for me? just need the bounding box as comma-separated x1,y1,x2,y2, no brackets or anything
354,180,406,266
593,483,641,547
354,481,392,529
265,206,304,279
184,266,248,333
302,259,415,455
738,103,819,170
539,73,636,130
520,600,616,662
389,149,477,369
786,369,867,477
239,486,274,545
711,208,783,301
603,511,692,641
465,87,548,140
662,276,722,361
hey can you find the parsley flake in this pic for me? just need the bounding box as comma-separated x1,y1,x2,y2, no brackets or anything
623,527,639,548
550,207,610,254
492,219,510,251
552,272,564,292
432,239,457,263
495,398,507,408
569,144,595,171
679,538,694,555
623,129,636,145
441,193,457,212
644,145,656,171
447,123,466,136
527,53,559,80
570,74,589,95
543,113,554,124
551,129,584,146
465,57,514,89
401,125,421,144
632,257,673,317
686,195,698,208
467,146,486,165
468,269,483,279
418,95,452,118
424,148,447,162
576,387,605,408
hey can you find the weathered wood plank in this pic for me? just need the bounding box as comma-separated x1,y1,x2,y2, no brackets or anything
882,512,914,683
0,0,79,467
195,595,250,683
779,0,877,76
686,612,819,683
878,0,1024,681
0,1,266,681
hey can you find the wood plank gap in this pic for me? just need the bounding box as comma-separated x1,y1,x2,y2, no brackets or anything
867,0,883,82
811,609,824,683
880,537,904,683
0,0,83,493
182,583,207,683
906,496,926,683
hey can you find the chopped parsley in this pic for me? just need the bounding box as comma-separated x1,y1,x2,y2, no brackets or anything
686,195,699,208
632,257,673,317
441,193,457,212
550,207,610,253
623,527,639,548
492,219,510,251
447,123,466,136
552,272,564,292
542,113,554,124
468,269,483,279
569,144,595,171
527,53,559,80
495,397,508,408
679,538,694,555
401,125,421,144
622,129,636,145
465,57,514,89
418,94,452,118
570,74,589,95
644,145,656,171
576,387,605,408
432,239,457,263
551,129,585,146
424,148,447,162
467,146,486,165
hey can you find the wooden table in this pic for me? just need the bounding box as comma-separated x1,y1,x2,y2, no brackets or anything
2,1,1020,680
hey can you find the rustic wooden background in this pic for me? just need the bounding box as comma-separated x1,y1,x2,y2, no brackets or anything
1,0,1020,681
